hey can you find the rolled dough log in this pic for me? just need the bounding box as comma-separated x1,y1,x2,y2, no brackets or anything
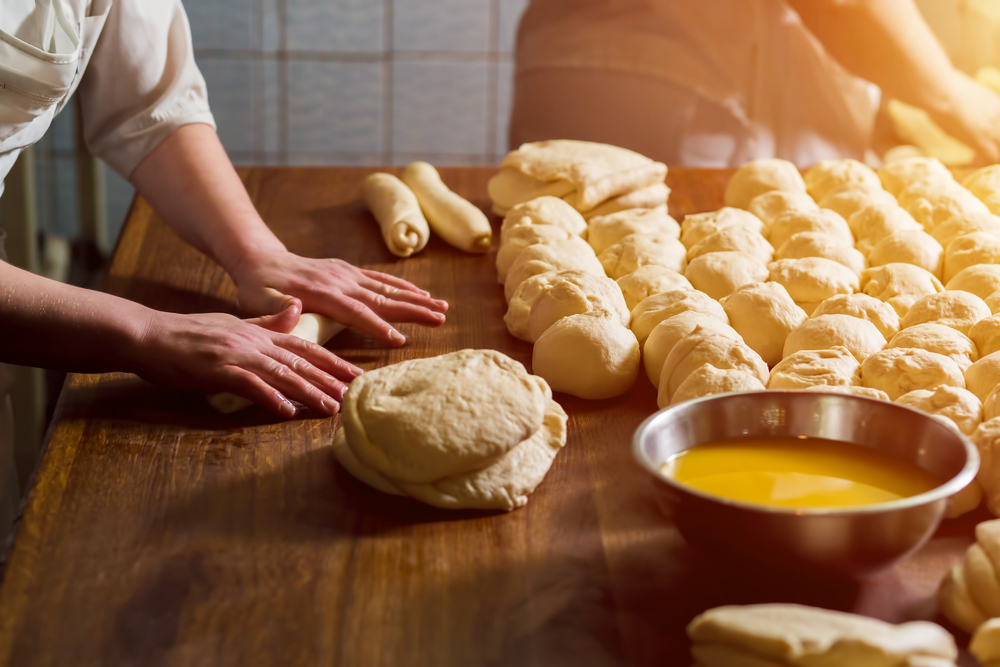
402,161,492,253
362,172,430,257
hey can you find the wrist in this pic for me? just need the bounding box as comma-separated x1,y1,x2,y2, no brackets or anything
114,305,168,377
219,232,287,284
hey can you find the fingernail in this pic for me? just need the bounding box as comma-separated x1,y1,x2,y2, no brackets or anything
281,400,296,418
389,329,406,344
322,397,339,415
349,365,364,377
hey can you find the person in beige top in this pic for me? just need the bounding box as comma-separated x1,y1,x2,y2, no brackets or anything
511,0,1000,166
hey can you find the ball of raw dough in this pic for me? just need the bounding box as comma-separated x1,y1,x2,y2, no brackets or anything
804,159,881,201
819,186,898,221
799,384,891,401
720,281,807,367
768,257,860,307
643,312,742,388
666,364,765,408
859,263,944,317
768,209,853,249
679,207,766,248
532,312,640,400
887,323,979,372
985,386,1000,420
500,195,588,239
810,293,900,340
684,251,768,300
930,212,1000,248
767,346,861,389
944,232,1000,284
586,208,680,255
616,265,692,312
861,348,966,401
783,314,885,362
748,190,818,225
686,226,774,264
505,271,563,340
848,203,923,256
504,238,603,301
525,271,630,343
895,386,982,436
898,180,989,231
496,224,575,283
775,232,866,275
899,290,991,335
724,158,806,209
877,156,953,196
629,289,729,345
971,315,1000,358
866,230,944,278
946,265,1000,300
965,351,1000,401
963,164,1000,200
599,232,687,279
659,331,769,401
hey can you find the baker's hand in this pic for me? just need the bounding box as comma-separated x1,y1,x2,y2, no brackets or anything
229,248,448,346
930,71,1000,166
129,304,362,417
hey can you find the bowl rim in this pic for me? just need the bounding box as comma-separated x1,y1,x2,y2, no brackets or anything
632,390,981,516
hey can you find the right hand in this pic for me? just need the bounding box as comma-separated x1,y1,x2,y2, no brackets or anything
128,303,362,417
930,71,1000,165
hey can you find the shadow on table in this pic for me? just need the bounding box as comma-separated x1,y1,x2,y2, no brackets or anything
103,276,239,315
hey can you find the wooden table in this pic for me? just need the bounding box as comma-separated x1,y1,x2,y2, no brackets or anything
0,168,985,666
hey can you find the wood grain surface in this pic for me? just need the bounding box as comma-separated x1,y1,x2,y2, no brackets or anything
0,167,985,667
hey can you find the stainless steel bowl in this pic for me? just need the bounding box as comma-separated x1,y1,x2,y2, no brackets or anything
633,390,980,577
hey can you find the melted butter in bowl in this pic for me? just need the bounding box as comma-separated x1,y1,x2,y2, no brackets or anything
660,436,939,509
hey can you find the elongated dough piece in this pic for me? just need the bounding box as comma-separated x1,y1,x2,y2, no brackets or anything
402,161,492,253
362,172,431,257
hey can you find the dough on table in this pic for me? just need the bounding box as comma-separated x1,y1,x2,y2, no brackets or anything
524,271,630,343
899,290,990,335
679,207,766,248
940,519,1000,637
629,289,729,345
332,429,404,496
504,238,603,302
768,209,853,249
944,231,1000,284
401,161,491,253
684,251,768,300
989,291,1000,315
895,386,982,436
488,168,575,215
860,348,965,401
616,265,692,311
586,207,679,255
599,232,687,279
643,312,742,388
578,182,670,220
362,172,431,257
859,263,944,317
658,331,768,402
963,164,1000,201
505,271,561,340
948,480,986,519
768,346,861,389
496,224,575,284
783,314,885,362
939,563,989,635
866,230,944,278
775,232,866,275
532,312,640,400
819,186,898,221
499,195,588,241
898,179,990,231
972,617,1000,667
887,323,978,372
799,384,891,401
973,425,1000,518
685,226,774,265
930,211,1000,248
667,364,765,408
848,203,923,256
966,351,1000,401
810,293,900,340
877,156,954,196
972,316,1000,357
748,190,818,225
723,158,807,209
804,158,882,201
986,387,1000,421
768,257,860,310
720,282,806,367
946,267,1000,304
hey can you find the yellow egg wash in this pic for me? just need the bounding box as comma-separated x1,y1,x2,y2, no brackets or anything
661,436,939,509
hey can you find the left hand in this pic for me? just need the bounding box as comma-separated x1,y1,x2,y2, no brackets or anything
230,248,449,346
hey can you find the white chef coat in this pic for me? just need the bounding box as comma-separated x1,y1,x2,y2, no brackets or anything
0,0,216,532
511,0,881,168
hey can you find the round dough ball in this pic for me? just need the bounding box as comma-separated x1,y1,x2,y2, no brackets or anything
586,208,680,255
500,195,588,240
598,232,687,279
799,384,891,401
895,386,982,436
666,364,765,408
768,209,853,249
962,164,1000,201
643,312,742,388
767,346,861,389
724,158,806,209
810,293,900,340
866,230,944,278
775,232,866,275
496,224,574,283
532,313,640,400
616,265,692,312
984,386,1000,420
679,207,766,248
684,251,768,300
748,190,819,225
504,238,603,302
946,265,1000,301
971,315,1000,357
686,226,774,264
659,331,769,401
877,156,953,196
987,291,1000,315
899,290,991,335
847,203,923,255
783,314,885,362
804,159,881,201
860,348,965,401
768,257,860,305
819,186,898,221
898,180,989,231
629,289,729,345
720,282,807,367
944,232,1000,284
966,351,1000,401
526,271,630,343
930,212,1000,248
505,271,561,340
887,323,978,372
859,263,944,317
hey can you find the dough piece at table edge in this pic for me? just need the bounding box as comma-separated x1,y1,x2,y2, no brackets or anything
362,172,431,257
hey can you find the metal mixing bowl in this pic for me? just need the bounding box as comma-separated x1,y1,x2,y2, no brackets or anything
633,390,980,577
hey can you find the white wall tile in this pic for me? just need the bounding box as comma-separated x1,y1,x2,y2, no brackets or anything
286,0,383,52
187,0,254,50
287,61,384,154
498,0,529,54
254,60,281,155
393,0,491,53
198,59,256,154
495,60,514,157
